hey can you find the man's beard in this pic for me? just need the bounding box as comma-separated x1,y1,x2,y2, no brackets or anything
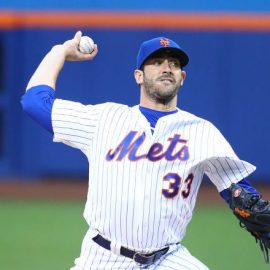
143,74,181,105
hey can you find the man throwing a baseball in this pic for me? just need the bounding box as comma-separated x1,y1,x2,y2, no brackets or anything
21,31,270,269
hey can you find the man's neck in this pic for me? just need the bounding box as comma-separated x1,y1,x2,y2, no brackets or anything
139,99,177,112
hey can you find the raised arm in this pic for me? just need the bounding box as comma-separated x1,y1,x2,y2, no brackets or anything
26,31,98,90
22,31,98,133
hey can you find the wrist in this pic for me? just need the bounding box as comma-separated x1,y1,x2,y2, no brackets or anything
50,44,67,60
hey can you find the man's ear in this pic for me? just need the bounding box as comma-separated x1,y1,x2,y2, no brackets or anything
181,70,186,86
134,69,144,84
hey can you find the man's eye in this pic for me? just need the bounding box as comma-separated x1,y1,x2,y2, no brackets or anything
153,60,162,65
170,60,180,68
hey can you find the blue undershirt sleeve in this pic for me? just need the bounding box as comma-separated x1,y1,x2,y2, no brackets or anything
220,179,259,204
21,85,55,134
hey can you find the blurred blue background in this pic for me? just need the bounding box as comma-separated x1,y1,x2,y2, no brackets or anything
1,0,270,11
0,1,269,181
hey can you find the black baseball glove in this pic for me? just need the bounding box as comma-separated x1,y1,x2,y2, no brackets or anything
229,183,270,263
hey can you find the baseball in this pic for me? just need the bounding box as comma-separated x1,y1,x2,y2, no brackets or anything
78,36,95,54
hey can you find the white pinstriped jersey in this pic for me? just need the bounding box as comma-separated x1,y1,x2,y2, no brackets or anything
52,100,256,253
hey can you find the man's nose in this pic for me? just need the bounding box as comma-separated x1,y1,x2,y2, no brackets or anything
161,60,172,72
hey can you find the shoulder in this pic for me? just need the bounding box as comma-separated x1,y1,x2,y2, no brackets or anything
53,100,129,110
98,102,130,110
177,109,225,136
52,100,131,117
92,102,132,116
178,109,215,127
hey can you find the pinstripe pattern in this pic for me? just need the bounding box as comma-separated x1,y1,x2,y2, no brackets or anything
52,100,256,269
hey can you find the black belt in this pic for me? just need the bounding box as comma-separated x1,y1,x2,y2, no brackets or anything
92,234,169,266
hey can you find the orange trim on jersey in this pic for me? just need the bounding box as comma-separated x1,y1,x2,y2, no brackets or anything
1,10,270,31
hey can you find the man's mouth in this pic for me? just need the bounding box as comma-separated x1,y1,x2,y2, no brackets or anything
159,78,174,84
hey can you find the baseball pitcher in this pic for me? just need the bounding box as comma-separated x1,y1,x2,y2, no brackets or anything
21,31,270,269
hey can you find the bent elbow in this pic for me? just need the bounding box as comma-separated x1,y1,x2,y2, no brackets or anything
21,91,35,114
21,94,30,113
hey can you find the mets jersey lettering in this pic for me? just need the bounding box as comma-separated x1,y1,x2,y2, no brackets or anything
106,131,189,162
